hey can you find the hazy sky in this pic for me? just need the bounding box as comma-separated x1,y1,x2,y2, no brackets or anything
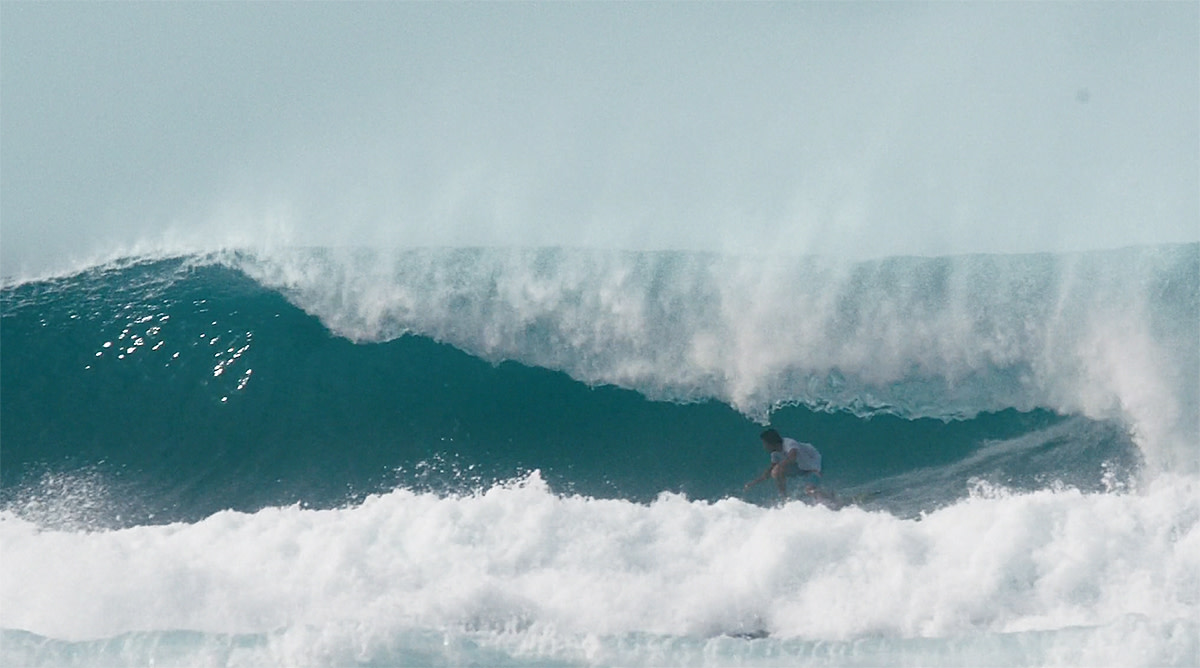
2,2,1197,277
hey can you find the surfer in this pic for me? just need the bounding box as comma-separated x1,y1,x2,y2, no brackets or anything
744,429,822,500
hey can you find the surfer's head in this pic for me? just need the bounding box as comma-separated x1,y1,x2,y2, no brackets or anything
760,429,783,451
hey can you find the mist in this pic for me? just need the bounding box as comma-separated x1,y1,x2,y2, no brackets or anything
2,2,1196,279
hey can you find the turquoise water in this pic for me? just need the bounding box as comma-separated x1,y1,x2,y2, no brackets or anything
2,245,1196,666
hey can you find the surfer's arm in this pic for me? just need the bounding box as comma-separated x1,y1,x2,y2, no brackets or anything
744,466,774,490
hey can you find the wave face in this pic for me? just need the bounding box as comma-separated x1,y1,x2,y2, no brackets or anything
2,245,1197,667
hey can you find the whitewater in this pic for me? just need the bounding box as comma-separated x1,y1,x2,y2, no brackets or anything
1,244,1197,667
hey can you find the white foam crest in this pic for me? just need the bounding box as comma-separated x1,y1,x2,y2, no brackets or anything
234,245,1198,472
3,472,1197,666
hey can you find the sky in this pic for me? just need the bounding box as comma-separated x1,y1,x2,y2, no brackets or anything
2,2,1197,278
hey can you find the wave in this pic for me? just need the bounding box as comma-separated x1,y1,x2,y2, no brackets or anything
234,245,1198,467
2,244,1197,667
1,248,1174,523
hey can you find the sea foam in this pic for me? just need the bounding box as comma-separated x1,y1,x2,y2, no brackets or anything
3,472,1197,666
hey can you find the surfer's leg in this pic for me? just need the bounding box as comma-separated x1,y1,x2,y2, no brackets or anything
771,464,788,498
802,473,840,508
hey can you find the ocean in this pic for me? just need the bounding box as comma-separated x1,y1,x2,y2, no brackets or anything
1,244,1197,667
